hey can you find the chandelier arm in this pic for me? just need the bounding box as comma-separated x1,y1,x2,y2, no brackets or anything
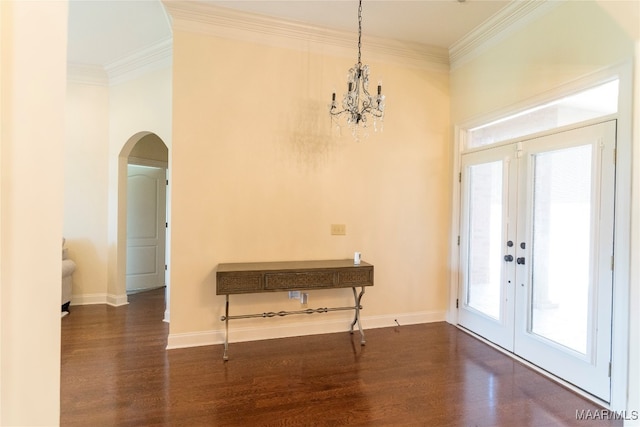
330,107,349,116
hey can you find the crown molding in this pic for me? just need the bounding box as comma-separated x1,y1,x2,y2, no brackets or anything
67,38,172,87
449,0,561,70
106,37,173,86
162,0,449,71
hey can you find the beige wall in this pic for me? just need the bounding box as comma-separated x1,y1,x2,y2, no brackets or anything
65,82,110,298
170,28,451,340
449,0,637,415
0,1,67,424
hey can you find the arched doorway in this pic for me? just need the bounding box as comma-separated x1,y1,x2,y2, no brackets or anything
118,132,170,322
126,134,168,294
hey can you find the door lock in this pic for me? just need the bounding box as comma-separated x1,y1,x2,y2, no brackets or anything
517,257,525,265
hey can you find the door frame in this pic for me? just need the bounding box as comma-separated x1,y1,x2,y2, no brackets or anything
116,132,172,322
447,64,633,410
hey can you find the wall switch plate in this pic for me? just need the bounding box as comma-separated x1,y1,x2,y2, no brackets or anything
331,224,346,235
301,293,308,305
288,291,300,299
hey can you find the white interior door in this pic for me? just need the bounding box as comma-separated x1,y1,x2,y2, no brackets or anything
126,165,167,293
459,121,616,402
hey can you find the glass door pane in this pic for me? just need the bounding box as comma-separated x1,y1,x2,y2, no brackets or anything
530,145,592,354
458,144,516,351
467,161,504,320
514,121,616,402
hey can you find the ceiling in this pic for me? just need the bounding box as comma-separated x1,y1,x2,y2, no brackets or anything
68,0,512,68
68,0,172,66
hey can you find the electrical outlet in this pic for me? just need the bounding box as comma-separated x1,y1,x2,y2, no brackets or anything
301,293,308,306
330,224,346,235
288,291,300,300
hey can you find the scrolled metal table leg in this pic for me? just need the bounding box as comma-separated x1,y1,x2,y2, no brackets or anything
223,294,229,361
350,286,366,345
350,288,357,333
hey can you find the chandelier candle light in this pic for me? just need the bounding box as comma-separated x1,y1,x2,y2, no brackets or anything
330,0,385,139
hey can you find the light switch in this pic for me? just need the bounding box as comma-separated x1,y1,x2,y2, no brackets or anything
331,224,346,235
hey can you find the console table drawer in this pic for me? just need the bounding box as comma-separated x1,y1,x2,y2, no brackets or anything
216,260,373,295
339,269,373,286
217,272,263,294
265,271,338,290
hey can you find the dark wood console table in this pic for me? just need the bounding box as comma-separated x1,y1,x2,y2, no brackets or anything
216,259,374,360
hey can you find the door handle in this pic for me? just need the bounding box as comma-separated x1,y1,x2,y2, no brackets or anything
517,257,525,265
504,255,514,262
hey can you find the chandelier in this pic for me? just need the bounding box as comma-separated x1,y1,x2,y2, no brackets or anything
329,0,385,139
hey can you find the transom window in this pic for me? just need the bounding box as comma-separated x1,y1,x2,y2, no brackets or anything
467,79,619,149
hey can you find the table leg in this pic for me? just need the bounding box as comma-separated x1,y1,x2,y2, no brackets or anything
223,294,229,361
350,286,366,345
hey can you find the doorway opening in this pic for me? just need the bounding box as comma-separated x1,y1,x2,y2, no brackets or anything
119,132,170,321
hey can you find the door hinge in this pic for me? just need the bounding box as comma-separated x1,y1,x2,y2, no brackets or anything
457,235,460,246
611,255,614,271
609,362,612,377
166,222,168,228
166,179,169,185
456,298,459,308
458,172,461,183
613,148,616,164
165,264,168,271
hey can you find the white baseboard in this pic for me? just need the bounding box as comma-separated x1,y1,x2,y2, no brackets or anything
71,293,107,305
107,293,128,306
364,310,446,329
166,310,446,350
167,330,221,349
71,293,128,307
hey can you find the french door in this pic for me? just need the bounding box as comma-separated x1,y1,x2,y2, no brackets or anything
458,121,616,402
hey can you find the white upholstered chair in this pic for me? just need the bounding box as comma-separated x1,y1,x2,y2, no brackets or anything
62,238,75,313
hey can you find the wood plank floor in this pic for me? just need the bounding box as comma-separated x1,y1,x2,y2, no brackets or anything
61,288,620,426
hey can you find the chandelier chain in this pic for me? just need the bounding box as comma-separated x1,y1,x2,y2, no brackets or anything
357,0,362,67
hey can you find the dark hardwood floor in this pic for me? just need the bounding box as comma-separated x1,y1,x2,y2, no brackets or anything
61,288,619,426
